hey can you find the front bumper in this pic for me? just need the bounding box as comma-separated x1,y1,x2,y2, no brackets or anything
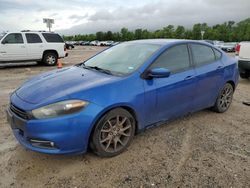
7,96,103,155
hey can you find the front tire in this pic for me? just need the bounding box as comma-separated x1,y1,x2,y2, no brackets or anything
90,108,135,157
43,52,58,66
212,83,234,113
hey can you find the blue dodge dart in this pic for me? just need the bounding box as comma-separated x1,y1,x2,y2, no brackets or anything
7,39,239,157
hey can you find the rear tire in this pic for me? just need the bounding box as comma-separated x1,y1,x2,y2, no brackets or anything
240,72,249,79
90,108,135,157
212,83,234,113
43,52,58,66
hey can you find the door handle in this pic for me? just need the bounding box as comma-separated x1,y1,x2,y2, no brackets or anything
184,75,194,80
21,45,25,48
0,51,6,53
217,66,223,70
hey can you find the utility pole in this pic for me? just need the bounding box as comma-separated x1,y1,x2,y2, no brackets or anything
43,18,54,32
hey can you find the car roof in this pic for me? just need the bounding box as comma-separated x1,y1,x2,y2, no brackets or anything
127,39,209,46
5,31,57,34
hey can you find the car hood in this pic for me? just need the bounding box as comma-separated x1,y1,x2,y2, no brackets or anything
15,66,116,104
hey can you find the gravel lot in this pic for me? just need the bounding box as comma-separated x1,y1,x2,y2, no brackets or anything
0,46,249,188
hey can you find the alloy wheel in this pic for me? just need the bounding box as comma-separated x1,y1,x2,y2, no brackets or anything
99,115,133,153
218,84,233,111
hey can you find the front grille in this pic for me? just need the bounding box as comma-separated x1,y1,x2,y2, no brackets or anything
10,104,29,120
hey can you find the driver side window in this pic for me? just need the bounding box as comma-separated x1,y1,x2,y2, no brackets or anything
150,44,191,73
2,33,24,44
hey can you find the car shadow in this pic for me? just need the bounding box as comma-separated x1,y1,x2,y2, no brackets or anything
0,62,41,69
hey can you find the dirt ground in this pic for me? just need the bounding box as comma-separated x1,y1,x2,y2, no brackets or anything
0,46,249,188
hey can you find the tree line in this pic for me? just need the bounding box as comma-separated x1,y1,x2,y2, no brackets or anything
63,18,250,42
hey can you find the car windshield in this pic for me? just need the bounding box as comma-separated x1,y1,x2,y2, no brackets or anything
0,33,6,40
83,43,161,75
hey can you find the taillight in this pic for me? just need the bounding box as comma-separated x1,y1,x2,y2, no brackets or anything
235,44,241,54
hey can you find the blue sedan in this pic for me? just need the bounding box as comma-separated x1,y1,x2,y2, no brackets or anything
7,39,239,157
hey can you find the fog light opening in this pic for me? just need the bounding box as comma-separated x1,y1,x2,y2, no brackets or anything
29,139,57,149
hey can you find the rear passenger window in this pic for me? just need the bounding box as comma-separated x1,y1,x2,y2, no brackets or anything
191,44,215,66
2,33,23,44
151,44,190,73
214,49,222,60
42,33,64,43
26,33,42,43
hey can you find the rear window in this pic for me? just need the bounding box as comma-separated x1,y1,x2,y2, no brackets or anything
191,44,215,66
214,49,222,60
26,33,42,43
42,33,64,43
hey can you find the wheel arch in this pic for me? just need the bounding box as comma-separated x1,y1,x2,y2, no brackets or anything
87,104,139,149
226,80,235,91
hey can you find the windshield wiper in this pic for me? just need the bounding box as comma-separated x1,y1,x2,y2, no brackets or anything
82,65,113,75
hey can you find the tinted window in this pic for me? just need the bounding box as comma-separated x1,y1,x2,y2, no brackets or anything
42,33,64,43
151,44,190,72
2,33,23,44
191,44,215,66
26,33,42,43
214,49,222,60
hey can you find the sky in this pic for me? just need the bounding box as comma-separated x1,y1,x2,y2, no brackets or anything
0,0,249,35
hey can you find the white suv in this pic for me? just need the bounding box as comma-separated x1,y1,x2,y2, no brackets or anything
0,31,67,66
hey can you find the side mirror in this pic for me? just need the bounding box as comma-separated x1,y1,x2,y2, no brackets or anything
147,68,171,79
1,41,6,44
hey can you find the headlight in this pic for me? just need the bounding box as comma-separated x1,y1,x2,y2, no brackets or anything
32,100,89,119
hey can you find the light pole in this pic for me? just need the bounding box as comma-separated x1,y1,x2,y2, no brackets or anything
43,18,54,32
201,30,205,40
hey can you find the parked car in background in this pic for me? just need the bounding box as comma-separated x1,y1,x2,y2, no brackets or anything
80,41,90,46
214,41,224,48
0,30,67,66
220,42,237,52
237,42,250,79
106,41,114,46
7,39,239,157
90,40,100,46
99,41,106,46
100,41,114,46
65,42,74,50
74,41,80,45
